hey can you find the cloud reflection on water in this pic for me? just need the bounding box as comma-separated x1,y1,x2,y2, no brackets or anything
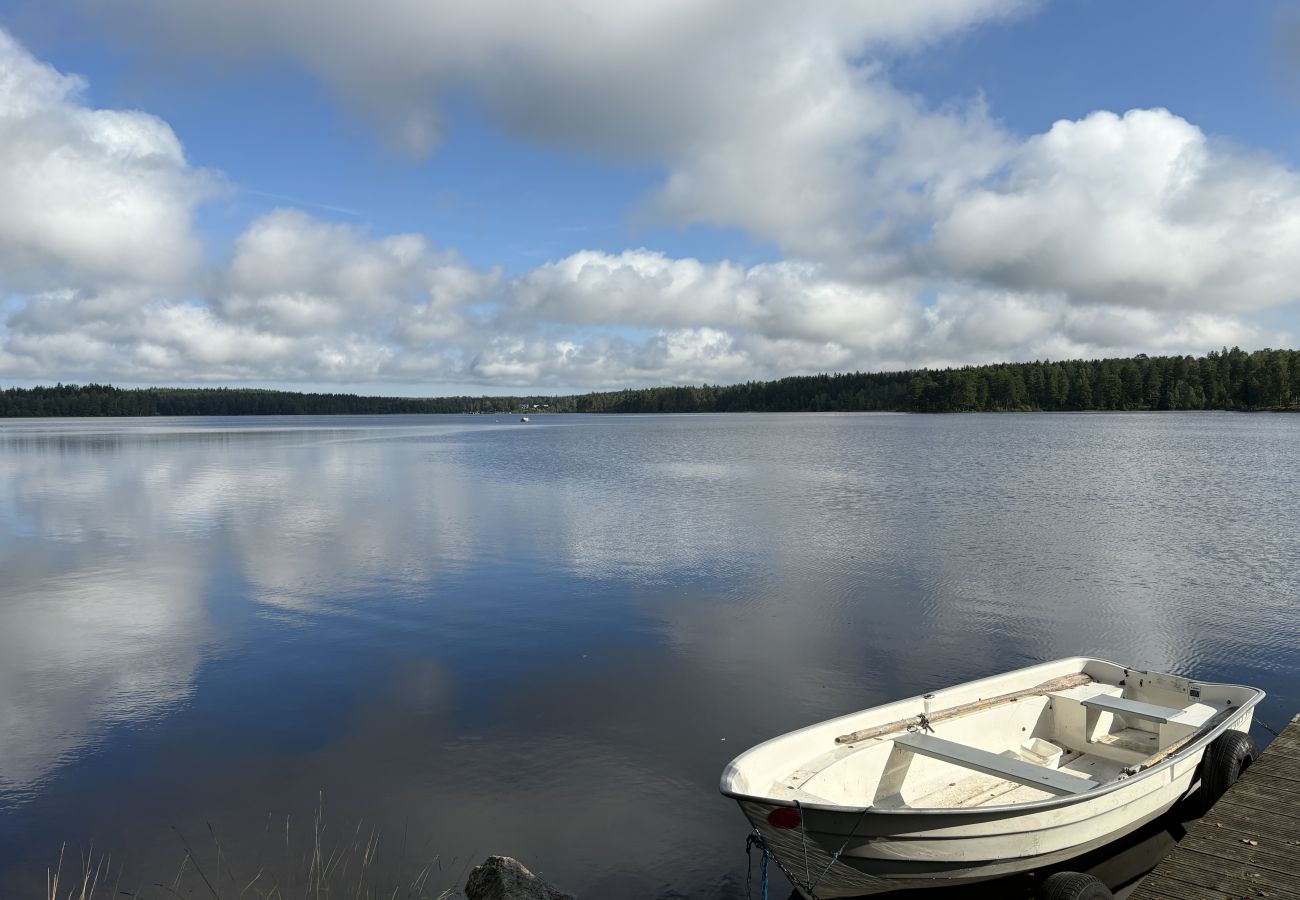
1,414,1298,899
0,437,213,800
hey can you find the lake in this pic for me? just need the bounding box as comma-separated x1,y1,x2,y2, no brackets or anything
1,413,1297,898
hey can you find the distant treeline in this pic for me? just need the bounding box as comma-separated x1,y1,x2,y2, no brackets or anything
0,386,541,417
3,348,1298,417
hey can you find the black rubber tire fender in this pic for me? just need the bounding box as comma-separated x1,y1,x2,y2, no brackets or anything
1198,729,1257,811
1037,871,1114,900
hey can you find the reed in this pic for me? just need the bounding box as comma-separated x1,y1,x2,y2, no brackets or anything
44,798,456,900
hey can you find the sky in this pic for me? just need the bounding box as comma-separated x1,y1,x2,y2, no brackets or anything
2,1,1300,395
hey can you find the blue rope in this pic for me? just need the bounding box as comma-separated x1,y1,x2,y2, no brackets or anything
808,803,872,894
745,831,770,900
809,842,846,893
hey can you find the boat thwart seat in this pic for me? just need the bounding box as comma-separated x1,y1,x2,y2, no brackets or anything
1080,694,1185,724
893,732,1101,797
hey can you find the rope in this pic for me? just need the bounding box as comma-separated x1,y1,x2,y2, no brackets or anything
906,713,934,734
796,800,811,886
807,804,873,894
745,832,769,900
744,803,874,900
748,830,813,900
1256,718,1281,738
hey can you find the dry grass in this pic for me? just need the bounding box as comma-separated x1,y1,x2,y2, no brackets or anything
45,798,457,900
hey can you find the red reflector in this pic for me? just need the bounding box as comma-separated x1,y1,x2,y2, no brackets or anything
767,807,801,830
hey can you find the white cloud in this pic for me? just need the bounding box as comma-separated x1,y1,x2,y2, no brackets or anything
0,233,1285,390
932,109,1300,310
98,0,1028,153
85,0,1027,266
0,208,496,384
920,289,1270,368
0,29,210,293
52,2,1300,313
1,22,1299,393
512,250,922,349
221,209,496,341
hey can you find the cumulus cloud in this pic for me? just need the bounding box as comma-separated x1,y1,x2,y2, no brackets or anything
932,109,1300,310
920,289,1270,368
83,0,1025,266
513,250,920,343
1,20,1298,392
52,1,1300,304
5,231,1276,389
96,0,1026,153
0,205,498,384
0,29,209,293
221,210,497,343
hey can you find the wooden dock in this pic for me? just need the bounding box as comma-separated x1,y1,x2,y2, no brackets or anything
1129,714,1300,900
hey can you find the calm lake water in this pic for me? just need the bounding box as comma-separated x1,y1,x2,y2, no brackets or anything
1,413,1297,898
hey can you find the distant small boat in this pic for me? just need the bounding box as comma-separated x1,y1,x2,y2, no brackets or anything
721,657,1263,898
520,416,530,422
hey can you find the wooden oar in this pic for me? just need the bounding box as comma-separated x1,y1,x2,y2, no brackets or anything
1119,706,1238,776
834,673,1094,745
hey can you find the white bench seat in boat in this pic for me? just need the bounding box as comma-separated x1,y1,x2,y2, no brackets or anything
1080,694,1185,723
894,733,1101,797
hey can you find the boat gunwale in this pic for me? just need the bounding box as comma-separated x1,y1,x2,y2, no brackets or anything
719,658,1266,817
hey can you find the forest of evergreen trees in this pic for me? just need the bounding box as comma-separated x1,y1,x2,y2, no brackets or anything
2,347,1297,417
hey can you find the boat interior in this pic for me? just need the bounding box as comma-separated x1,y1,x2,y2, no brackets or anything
725,659,1259,812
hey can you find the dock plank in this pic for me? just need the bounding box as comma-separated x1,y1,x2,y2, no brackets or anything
1129,715,1300,900
1177,828,1299,878
1246,757,1300,786
1215,787,1300,813
1139,859,1300,899
1204,803,1300,835
1217,776,1300,806
1133,873,1255,900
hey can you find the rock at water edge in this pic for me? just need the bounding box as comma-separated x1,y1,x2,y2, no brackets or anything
464,856,576,900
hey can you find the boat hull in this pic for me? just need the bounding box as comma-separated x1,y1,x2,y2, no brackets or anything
735,748,1208,897
722,658,1260,897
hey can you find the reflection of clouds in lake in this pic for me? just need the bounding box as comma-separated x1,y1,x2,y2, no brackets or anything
2,415,1298,899
572,415,1300,725
223,438,487,612
0,440,218,796
0,558,206,796
0,420,515,801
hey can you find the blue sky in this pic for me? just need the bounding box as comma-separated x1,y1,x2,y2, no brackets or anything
1,1,1299,394
896,3,1300,151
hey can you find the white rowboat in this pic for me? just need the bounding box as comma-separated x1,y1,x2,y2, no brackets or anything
720,657,1264,898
